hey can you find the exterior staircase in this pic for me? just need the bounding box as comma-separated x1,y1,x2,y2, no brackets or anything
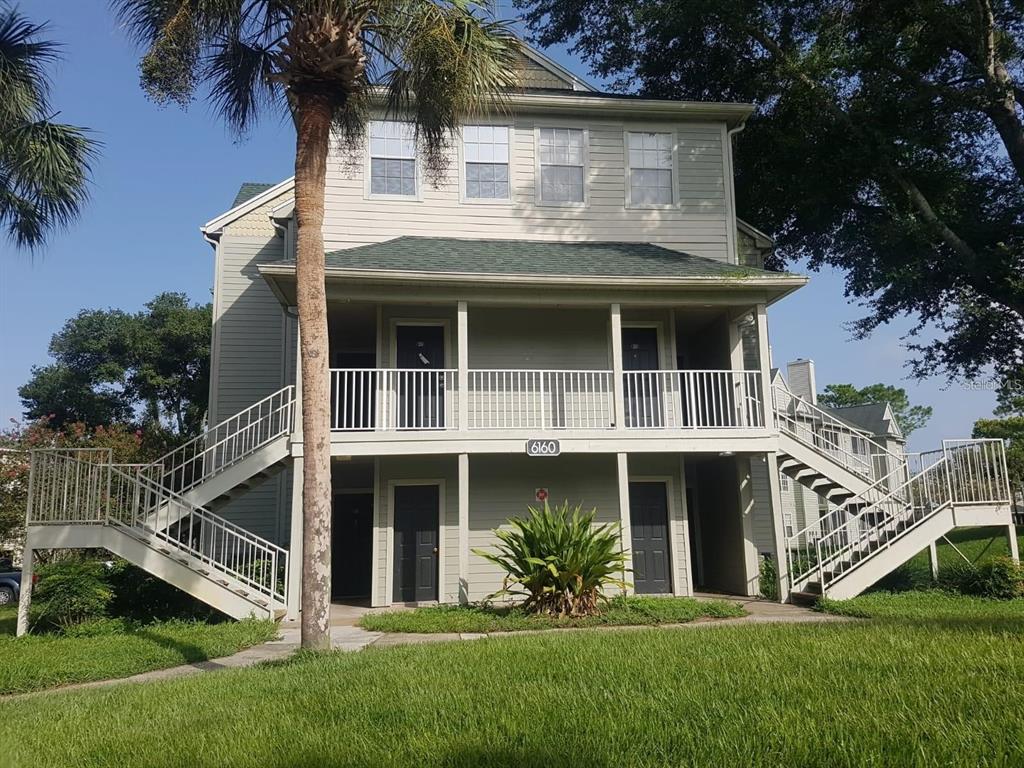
24,387,297,622
785,439,1014,602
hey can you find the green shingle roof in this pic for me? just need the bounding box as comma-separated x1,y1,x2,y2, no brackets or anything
232,182,275,208
305,237,781,279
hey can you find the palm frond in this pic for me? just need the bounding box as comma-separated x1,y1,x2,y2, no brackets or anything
0,6,59,128
206,35,283,133
379,0,520,180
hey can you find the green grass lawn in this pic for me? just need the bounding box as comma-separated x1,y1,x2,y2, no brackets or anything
360,596,745,633
873,525,1023,591
2,592,1022,767
0,606,277,695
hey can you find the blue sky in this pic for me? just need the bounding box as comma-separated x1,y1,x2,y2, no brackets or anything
0,1,999,451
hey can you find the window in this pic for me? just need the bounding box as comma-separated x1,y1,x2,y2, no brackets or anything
463,126,510,200
369,120,416,197
780,473,790,492
627,131,674,206
537,127,585,203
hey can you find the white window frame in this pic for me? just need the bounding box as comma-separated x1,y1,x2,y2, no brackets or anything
624,129,678,209
365,119,422,202
458,124,514,204
534,125,589,207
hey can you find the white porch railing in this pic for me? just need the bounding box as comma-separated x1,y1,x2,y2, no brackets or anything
329,368,768,433
467,370,615,430
331,369,457,431
622,370,765,429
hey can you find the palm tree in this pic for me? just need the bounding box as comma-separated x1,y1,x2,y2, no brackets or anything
112,0,520,649
0,4,97,248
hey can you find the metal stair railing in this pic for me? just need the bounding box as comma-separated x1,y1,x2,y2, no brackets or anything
772,383,905,483
26,449,289,614
787,438,1012,594
152,386,295,497
785,458,912,588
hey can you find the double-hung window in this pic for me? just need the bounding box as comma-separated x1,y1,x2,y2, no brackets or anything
463,126,510,200
537,127,586,204
626,131,675,206
369,120,416,197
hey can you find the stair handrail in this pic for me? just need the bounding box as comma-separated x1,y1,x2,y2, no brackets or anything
150,385,296,496
107,464,289,608
784,457,912,588
810,458,953,590
772,383,905,482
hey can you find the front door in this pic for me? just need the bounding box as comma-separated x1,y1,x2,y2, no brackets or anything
332,492,373,600
629,481,672,594
622,327,663,428
395,325,445,429
393,484,439,603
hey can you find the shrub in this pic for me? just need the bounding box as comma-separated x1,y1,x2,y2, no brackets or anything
106,559,218,623
473,500,628,617
759,555,778,601
30,558,113,632
937,556,1024,599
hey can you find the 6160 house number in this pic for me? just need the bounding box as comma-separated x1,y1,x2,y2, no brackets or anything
526,439,560,457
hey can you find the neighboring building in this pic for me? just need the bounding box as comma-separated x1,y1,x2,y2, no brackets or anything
17,46,1016,628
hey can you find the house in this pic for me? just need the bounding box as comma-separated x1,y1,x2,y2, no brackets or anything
16,46,1016,629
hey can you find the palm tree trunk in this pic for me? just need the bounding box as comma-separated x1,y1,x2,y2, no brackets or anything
293,90,333,650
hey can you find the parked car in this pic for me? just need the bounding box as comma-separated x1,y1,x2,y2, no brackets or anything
0,570,20,606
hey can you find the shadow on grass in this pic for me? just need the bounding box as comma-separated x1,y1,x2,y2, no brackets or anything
134,628,211,664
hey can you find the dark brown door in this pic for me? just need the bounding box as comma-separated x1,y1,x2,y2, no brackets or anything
622,327,663,428
393,485,439,602
332,493,373,600
395,325,445,429
629,481,672,594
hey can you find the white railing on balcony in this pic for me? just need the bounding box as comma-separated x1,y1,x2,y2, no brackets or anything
328,368,768,434
622,370,765,429
331,369,457,431
468,370,614,430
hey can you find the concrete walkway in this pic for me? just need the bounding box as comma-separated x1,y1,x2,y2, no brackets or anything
5,598,846,700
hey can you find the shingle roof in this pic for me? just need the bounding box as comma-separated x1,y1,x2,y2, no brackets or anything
823,403,902,439
303,237,786,279
232,182,275,208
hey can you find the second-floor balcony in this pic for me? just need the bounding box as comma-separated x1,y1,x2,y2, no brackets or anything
328,368,765,434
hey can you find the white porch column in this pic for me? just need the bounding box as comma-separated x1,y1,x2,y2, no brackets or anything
736,456,760,597
765,453,791,603
1008,525,1020,564
457,301,468,431
15,535,35,637
928,540,940,579
291,309,303,439
610,304,626,430
754,303,774,428
616,453,632,595
285,455,304,621
458,453,470,603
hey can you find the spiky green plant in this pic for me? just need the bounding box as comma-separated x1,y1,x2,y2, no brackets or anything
473,500,629,617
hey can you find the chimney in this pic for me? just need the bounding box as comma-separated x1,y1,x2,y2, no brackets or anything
787,359,817,405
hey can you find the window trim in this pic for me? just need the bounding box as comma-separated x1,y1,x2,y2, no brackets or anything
458,123,515,205
623,129,679,210
364,119,423,202
534,125,590,208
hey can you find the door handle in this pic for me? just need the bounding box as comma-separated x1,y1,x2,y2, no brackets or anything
432,547,439,554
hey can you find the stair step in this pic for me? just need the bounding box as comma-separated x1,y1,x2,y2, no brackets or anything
790,590,819,607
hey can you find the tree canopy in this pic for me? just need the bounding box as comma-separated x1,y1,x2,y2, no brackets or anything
19,293,211,436
0,3,97,248
819,382,933,437
515,0,1024,392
